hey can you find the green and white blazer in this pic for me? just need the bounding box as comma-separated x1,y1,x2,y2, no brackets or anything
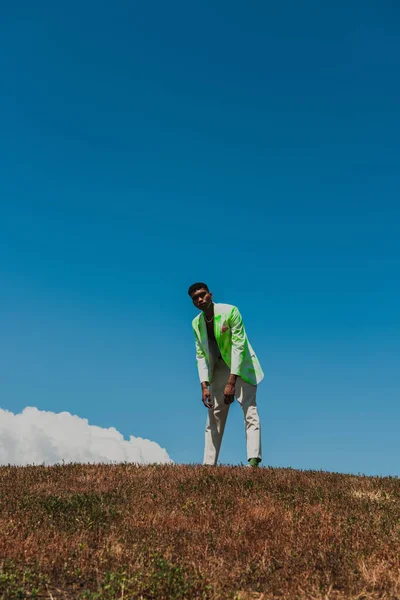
192,303,264,386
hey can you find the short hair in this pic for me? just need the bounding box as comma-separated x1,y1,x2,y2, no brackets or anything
188,282,209,297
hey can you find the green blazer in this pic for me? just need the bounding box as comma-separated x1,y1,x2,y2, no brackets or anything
192,303,264,386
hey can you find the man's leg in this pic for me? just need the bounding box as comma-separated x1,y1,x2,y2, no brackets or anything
203,359,230,465
235,378,262,463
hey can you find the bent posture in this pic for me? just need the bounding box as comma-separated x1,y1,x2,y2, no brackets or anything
188,282,264,467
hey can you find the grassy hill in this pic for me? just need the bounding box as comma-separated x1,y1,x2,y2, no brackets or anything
0,464,398,599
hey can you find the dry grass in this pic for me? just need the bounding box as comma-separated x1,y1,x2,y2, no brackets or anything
0,464,399,599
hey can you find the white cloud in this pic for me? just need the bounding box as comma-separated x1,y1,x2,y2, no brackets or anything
0,407,173,466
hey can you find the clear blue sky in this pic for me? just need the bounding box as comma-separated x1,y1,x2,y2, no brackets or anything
1,1,399,476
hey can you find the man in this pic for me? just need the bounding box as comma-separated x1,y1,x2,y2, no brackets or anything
188,282,264,467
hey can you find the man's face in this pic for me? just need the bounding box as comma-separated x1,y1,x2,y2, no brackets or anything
191,288,213,311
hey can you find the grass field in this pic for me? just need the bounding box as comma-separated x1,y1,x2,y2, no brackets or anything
0,464,399,599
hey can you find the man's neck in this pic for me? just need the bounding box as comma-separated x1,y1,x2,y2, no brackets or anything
204,302,214,319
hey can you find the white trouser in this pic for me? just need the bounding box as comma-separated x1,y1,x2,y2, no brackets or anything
203,358,262,465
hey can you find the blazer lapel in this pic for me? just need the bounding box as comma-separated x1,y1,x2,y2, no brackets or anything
198,313,209,354
196,305,222,356
213,305,222,349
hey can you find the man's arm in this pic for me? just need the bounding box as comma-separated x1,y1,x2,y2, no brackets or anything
194,330,209,379
193,328,212,408
228,306,246,379
220,306,245,404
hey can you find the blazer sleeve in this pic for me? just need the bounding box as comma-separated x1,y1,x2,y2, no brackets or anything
193,327,210,383
228,306,246,377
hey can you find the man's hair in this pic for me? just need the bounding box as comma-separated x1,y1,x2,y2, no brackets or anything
188,282,209,297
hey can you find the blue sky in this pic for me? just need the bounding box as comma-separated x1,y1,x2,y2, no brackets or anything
1,1,399,476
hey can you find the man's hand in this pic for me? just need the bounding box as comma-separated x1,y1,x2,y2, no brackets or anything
224,382,236,405
201,385,213,409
